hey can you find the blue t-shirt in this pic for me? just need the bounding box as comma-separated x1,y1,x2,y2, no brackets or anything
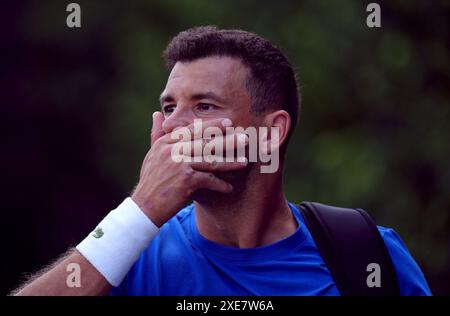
110,203,431,296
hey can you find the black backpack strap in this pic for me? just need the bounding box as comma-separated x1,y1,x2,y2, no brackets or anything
298,201,400,296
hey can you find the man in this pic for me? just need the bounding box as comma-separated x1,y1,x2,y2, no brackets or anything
13,26,431,296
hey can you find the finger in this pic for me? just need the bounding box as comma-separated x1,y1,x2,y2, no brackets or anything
166,118,233,144
179,133,249,156
190,158,248,172
151,111,165,145
192,171,233,193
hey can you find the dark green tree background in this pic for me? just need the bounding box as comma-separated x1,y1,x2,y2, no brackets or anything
1,0,449,294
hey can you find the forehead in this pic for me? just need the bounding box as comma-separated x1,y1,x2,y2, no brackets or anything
163,56,249,98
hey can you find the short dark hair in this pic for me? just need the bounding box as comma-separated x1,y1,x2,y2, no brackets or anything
163,26,300,139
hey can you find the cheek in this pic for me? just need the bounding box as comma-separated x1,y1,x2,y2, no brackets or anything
227,103,254,127
235,109,264,128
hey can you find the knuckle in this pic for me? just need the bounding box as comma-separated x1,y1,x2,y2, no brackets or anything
152,135,165,146
182,167,195,183
162,145,172,156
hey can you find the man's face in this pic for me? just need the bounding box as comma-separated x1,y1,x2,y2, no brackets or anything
159,56,258,134
160,56,264,201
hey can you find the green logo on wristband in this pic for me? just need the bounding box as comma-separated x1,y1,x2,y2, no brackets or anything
92,227,104,239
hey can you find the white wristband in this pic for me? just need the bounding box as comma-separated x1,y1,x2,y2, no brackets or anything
76,197,159,287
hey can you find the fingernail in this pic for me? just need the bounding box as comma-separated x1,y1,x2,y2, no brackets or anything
221,118,232,127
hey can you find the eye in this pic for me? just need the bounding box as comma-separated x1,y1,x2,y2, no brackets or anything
163,104,176,115
197,103,217,112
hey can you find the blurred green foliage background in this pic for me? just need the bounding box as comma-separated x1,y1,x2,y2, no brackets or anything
2,0,449,294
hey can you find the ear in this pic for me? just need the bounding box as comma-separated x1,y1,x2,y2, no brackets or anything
262,110,291,153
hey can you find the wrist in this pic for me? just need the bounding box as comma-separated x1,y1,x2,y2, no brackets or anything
131,193,166,228
76,197,160,286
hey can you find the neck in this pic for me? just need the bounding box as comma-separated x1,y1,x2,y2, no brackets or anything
194,166,298,248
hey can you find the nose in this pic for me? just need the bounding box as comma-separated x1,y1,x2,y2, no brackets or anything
161,105,195,134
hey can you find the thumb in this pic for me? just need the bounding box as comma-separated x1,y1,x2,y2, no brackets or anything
151,111,165,145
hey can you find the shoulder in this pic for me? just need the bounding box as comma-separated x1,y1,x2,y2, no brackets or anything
377,226,432,296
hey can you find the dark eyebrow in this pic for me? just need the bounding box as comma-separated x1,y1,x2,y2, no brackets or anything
191,92,226,104
159,94,174,105
159,91,226,106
